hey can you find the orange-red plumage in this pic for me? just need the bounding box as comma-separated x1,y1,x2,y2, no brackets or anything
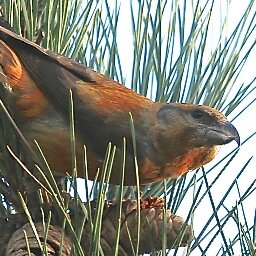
0,24,240,185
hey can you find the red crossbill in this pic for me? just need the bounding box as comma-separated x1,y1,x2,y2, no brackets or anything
0,24,239,185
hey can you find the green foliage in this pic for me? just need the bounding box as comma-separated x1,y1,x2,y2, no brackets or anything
0,0,255,255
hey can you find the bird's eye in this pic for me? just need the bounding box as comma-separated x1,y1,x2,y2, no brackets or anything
192,110,203,119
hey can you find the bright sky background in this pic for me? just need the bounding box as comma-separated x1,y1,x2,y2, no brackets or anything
77,1,256,255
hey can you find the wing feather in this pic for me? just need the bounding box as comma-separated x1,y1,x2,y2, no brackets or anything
0,26,152,157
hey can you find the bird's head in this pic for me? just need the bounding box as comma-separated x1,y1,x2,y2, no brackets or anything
153,103,240,156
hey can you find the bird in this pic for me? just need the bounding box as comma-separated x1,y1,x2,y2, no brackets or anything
0,23,240,186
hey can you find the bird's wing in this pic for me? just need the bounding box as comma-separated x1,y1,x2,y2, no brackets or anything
0,26,152,156
0,26,151,114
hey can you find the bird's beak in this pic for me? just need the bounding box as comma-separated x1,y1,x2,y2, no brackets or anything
223,122,240,146
208,122,240,147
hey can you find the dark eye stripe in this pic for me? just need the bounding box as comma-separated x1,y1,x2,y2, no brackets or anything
192,110,203,119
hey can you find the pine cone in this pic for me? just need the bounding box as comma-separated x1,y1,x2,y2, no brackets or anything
5,222,72,256
79,197,192,255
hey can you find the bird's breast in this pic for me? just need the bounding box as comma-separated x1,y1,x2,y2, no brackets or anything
139,146,220,183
